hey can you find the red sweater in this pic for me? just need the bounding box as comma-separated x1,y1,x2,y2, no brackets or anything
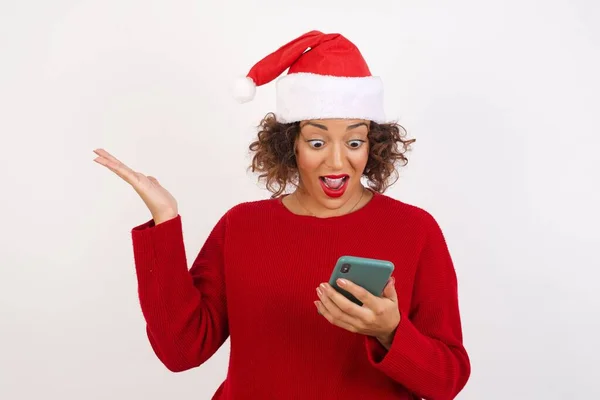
131,191,470,399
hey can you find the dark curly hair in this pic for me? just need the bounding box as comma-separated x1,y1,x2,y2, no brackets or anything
248,112,415,198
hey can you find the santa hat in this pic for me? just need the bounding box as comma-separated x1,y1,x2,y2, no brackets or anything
233,30,386,123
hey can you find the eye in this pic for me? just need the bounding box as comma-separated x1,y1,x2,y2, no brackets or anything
348,140,365,149
307,140,325,149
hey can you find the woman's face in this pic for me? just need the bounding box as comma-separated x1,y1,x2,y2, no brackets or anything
295,118,370,209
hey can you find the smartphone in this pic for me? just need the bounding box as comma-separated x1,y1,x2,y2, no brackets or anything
328,255,395,306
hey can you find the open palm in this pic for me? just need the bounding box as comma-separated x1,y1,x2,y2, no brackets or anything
93,148,178,224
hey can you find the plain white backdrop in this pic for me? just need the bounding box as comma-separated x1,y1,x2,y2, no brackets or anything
1,0,599,399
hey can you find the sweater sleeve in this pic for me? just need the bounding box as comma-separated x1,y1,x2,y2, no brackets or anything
131,213,229,372
364,213,471,399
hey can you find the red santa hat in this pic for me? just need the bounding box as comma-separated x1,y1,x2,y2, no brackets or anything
233,30,386,123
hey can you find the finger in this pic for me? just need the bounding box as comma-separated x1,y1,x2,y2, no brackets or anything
93,149,139,185
93,148,123,165
315,301,358,333
95,156,137,183
93,148,131,172
382,277,397,302
93,155,124,175
317,284,366,325
334,278,379,309
317,285,358,326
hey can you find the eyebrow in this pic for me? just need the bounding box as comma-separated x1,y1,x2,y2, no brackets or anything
303,122,368,131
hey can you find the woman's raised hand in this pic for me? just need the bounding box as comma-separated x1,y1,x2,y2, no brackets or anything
93,148,178,224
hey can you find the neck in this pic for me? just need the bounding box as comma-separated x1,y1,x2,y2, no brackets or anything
293,185,366,218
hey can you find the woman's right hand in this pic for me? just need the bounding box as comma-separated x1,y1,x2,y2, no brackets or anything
93,148,178,225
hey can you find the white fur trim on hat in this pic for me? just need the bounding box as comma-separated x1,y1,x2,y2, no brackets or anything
274,73,385,123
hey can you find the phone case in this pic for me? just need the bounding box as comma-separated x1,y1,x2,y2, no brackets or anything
328,255,395,306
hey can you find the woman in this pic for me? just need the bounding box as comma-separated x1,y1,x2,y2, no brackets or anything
94,30,470,399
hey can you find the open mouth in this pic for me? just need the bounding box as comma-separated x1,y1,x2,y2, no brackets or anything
319,175,348,190
319,174,349,198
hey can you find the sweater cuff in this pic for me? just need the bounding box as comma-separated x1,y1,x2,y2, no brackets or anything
365,311,427,377
131,215,185,279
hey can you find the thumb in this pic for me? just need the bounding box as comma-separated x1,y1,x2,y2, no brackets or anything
382,277,397,302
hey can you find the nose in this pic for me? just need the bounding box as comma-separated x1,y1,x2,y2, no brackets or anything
327,142,345,170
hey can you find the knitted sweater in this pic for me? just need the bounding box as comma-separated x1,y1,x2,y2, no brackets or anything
130,191,470,399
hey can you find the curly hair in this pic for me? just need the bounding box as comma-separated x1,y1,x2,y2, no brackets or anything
248,112,415,198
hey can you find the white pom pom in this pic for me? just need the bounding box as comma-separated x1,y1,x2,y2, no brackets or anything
233,76,256,103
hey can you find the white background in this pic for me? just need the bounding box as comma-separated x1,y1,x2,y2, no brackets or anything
1,0,599,399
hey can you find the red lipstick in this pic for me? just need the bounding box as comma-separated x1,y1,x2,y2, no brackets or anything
319,174,349,198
